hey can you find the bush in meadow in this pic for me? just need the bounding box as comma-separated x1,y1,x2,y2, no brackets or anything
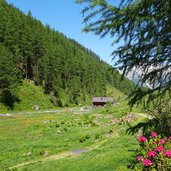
135,132,171,171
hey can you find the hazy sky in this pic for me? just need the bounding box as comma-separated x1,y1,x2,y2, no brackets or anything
6,0,120,65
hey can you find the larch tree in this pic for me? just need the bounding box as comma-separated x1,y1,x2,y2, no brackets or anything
76,0,171,106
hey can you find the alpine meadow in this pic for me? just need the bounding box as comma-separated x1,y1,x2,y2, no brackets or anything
0,0,171,171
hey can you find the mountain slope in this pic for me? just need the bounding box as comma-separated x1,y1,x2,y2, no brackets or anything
0,80,55,112
0,0,136,108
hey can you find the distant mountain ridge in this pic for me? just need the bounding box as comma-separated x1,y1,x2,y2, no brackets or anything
125,66,171,89
125,69,149,88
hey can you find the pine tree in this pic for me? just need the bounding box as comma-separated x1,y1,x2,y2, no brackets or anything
0,1,136,107
0,44,21,108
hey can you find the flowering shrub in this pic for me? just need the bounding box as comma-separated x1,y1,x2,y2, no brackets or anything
138,136,147,143
135,132,171,171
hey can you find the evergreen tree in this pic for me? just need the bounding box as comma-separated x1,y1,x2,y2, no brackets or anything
0,44,21,108
0,1,136,107
77,0,171,105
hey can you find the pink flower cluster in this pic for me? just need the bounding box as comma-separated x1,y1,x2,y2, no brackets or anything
163,150,171,158
148,150,156,158
137,156,143,161
143,159,152,166
156,146,163,152
160,139,166,145
137,156,153,166
151,132,157,138
138,136,147,143
136,132,171,168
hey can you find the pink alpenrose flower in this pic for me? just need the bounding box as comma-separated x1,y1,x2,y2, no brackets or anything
143,159,152,166
137,156,143,162
156,146,164,152
168,136,171,140
151,132,157,138
148,150,156,158
138,136,147,143
163,150,171,158
160,139,166,145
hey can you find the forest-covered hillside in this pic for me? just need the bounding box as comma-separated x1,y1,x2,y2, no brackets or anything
0,0,135,108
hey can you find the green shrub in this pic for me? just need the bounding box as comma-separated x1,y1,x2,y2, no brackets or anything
95,133,102,140
79,134,90,143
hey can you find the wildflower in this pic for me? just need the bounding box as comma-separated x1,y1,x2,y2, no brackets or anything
148,150,156,158
143,159,152,166
135,133,171,170
137,156,143,162
138,136,147,143
160,139,166,145
163,150,171,158
156,146,163,152
151,132,157,138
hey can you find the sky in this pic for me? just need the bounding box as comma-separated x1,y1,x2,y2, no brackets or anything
6,0,119,65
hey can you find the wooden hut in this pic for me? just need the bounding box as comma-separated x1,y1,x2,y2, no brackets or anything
92,97,115,106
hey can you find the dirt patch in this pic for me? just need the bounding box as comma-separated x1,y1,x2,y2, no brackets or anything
70,149,89,155
9,148,93,170
9,152,70,170
110,113,140,125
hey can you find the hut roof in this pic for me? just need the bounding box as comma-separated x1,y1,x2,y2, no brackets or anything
92,97,114,103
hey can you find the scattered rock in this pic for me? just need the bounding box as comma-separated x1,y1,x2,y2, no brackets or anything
56,130,62,134
111,113,138,125
32,105,40,111
43,151,49,157
23,152,32,156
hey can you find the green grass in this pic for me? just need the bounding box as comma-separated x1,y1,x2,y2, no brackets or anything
0,80,56,113
0,102,9,113
106,84,125,101
0,81,126,113
0,109,140,171
16,133,137,171
91,101,142,118
92,84,142,117
15,80,56,111
0,81,143,170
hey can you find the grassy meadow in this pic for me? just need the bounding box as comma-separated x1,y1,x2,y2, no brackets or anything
0,104,144,171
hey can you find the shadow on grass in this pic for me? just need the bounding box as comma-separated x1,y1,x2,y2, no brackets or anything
126,117,171,137
0,91,20,110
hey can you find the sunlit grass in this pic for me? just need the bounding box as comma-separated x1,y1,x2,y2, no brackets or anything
0,109,140,171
